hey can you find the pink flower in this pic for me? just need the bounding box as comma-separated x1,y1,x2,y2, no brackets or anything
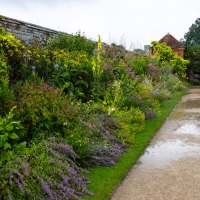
87,123,93,129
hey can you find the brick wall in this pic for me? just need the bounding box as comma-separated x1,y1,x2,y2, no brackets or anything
172,48,185,58
0,15,64,43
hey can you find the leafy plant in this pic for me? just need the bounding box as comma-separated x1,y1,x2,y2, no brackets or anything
114,107,145,144
0,27,25,81
47,31,96,56
0,138,93,199
14,81,76,141
0,54,14,115
49,50,93,100
0,106,25,163
127,55,149,75
151,41,189,77
91,36,106,100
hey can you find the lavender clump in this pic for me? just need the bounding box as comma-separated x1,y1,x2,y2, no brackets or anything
78,112,127,167
1,139,93,200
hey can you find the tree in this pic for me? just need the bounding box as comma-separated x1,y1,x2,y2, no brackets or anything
183,18,200,73
184,18,200,45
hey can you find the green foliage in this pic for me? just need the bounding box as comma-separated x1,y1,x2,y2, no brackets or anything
65,102,124,166
49,49,93,100
0,80,14,116
47,31,96,56
22,42,52,81
127,55,149,75
183,18,200,45
114,107,145,144
91,36,106,100
0,106,25,163
0,138,92,200
14,81,76,141
0,53,8,82
0,54,14,115
185,45,200,72
151,41,189,77
0,28,25,81
134,77,160,119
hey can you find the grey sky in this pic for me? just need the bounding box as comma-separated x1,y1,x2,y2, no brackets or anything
0,0,199,49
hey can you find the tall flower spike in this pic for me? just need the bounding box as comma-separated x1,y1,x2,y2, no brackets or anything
98,35,102,51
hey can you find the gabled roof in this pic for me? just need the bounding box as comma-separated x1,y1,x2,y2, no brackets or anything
159,33,185,49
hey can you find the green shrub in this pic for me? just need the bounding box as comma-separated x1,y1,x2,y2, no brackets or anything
131,77,160,119
0,138,93,199
0,106,26,164
0,28,25,81
65,102,126,167
21,42,52,81
127,55,149,75
47,32,96,56
49,50,93,101
153,87,172,101
0,54,14,115
151,41,189,77
14,81,76,141
114,107,145,144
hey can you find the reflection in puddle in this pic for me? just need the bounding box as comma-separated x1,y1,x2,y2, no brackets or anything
139,140,200,169
176,124,200,136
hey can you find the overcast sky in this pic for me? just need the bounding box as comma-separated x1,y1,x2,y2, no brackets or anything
0,0,199,50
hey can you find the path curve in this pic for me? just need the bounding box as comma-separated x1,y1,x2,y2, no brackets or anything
111,86,200,200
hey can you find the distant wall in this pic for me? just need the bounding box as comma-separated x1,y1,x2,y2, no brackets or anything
0,15,136,59
0,15,64,43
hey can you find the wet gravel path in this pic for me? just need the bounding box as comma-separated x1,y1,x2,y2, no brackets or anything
111,87,200,200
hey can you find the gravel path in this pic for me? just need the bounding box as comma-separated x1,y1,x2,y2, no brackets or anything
110,87,200,200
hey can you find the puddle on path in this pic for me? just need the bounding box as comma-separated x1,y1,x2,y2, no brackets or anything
138,140,200,170
168,110,188,120
178,99,200,109
176,124,200,136
169,111,200,120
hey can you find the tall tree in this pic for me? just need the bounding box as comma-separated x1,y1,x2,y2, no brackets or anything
184,18,200,45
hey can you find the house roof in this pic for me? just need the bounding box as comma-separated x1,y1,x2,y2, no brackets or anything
159,33,185,49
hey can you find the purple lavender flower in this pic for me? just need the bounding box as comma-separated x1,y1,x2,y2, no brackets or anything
67,167,77,176
24,165,30,174
58,143,77,159
62,176,71,185
50,159,57,164
41,181,53,199
48,149,61,158
18,181,25,194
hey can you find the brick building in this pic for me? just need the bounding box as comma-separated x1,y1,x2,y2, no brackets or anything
159,33,185,58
